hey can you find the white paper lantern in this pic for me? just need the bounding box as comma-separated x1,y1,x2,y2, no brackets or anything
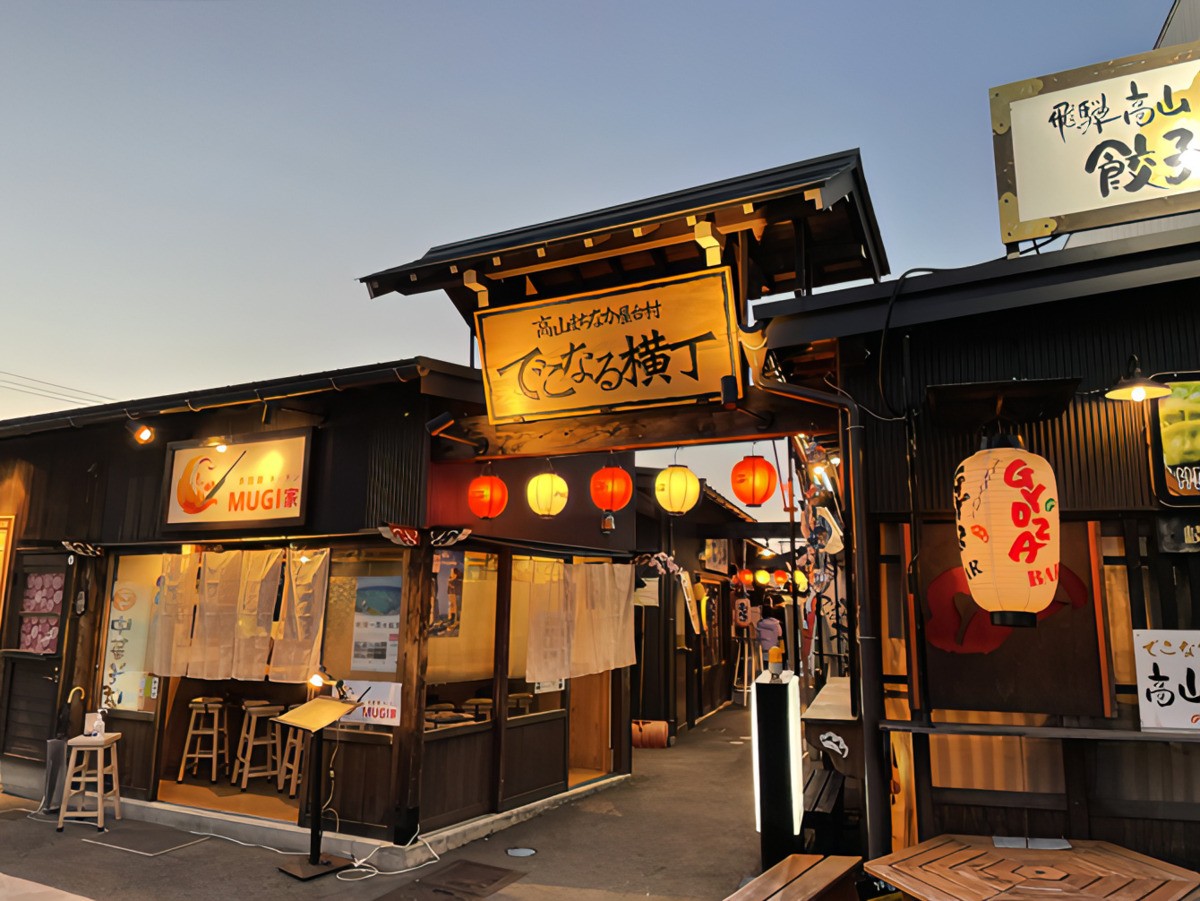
954,445,1060,627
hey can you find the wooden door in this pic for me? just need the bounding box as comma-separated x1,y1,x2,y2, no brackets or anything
0,553,72,761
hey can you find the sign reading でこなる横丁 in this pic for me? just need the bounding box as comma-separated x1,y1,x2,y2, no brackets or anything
163,430,309,529
992,39,1200,241
474,268,742,425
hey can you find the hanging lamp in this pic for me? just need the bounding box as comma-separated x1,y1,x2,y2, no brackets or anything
655,462,700,516
527,463,568,518
467,468,508,520
731,451,777,507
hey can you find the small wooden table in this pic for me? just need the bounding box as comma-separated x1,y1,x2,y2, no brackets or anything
866,835,1200,901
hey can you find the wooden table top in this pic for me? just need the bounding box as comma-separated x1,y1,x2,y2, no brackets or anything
865,835,1200,901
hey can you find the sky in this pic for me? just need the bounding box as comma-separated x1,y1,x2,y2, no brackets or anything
0,1,1169,527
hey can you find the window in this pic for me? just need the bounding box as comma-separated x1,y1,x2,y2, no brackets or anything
507,556,565,717
424,551,498,729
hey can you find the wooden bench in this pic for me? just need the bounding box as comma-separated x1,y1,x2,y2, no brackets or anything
803,767,845,854
724,854,861,901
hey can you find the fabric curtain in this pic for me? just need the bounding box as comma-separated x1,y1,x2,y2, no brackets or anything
146,551,201,677
568,563,636,678
522,561,636,683
188,551,242,680
231,549,283,681
268,548,328,683
522,558,570,684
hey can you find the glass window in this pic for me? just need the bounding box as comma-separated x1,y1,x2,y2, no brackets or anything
424,551,498,729
506,556,565,718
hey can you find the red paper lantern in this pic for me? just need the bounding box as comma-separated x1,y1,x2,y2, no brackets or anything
773,569,789,586
737,568,755,587
467,473,508,520
590,465,633,513
731,455,778,507
955,445,1060,627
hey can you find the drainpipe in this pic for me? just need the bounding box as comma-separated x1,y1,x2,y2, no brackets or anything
757,374,888,861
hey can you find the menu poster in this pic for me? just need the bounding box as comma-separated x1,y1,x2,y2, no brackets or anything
351,577,402,673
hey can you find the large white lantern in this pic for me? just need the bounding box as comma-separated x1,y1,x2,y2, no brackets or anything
953,443,1060,627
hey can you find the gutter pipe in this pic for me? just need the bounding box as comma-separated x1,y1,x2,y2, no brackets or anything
757,374,888,861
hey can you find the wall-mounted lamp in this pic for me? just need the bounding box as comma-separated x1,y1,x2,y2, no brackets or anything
720,376,773,431
1105,354,1170,402
125,418,155,445
426,412,488,455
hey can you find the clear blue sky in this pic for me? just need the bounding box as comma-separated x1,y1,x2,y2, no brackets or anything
0,1,1166,519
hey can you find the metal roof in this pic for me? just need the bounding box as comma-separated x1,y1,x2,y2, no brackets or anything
360,150,889,321
762,223,1200,350
0,356,482,440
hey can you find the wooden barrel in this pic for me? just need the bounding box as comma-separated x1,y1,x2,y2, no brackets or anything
631,719,670,749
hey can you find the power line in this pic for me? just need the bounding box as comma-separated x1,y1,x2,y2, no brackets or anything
0,369,113,402
0,380,101,406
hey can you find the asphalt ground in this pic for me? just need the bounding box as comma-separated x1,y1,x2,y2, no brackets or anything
0,705,761,901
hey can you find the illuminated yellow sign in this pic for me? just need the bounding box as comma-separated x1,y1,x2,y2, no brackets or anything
475,268,742,424
163,431,309,529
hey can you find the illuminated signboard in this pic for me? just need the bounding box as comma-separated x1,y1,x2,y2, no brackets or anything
1153,375,1200,507
475,268,742,425
991,40,1200,242
162,429,310,530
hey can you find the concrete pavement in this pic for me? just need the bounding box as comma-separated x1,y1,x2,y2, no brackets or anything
0,705,763,901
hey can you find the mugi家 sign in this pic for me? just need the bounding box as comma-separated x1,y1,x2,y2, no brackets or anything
991,40,1200,242
163,430,309,530
1134,629,1200,732
475,268,742,425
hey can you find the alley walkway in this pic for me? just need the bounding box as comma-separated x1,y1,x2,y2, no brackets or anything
0,705,760,901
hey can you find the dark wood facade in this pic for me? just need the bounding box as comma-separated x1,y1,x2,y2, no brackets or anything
763,228,1200,868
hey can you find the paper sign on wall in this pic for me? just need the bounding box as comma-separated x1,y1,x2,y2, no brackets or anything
1133,629,1200,731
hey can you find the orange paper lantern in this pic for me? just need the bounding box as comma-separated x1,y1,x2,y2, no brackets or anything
731,455,778,507
467,474,508,520
954,446,1060,627
590,465,633,513
773,569,789,586
737,568,755,587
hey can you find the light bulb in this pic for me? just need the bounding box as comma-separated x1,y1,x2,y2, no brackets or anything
1131,385,1146,402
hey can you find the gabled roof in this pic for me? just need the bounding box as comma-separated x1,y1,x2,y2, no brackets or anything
361,151,889,322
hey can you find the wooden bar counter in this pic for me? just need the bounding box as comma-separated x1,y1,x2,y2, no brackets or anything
866,835,1200,901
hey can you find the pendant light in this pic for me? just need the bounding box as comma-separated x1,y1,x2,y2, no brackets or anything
655,456,700,516
527,462,568,519
731,449,778,507
467,467,508,520
1104,353,1170,402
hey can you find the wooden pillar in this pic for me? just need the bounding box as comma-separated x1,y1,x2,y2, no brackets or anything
392,542,432,844
491,551,513,810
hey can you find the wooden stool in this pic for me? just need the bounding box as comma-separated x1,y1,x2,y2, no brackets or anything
177,697,230,783
232,703,283,790
463,698,493,720
508,692,534,714
57,732,122,832
276,705,309,800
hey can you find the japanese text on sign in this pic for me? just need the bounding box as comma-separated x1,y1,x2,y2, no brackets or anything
997,43,1200,234
475,269,741,424
1134,629,1200,731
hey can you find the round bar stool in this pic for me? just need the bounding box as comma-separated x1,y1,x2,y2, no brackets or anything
232,701,283,791
57,732,122,832
276,704,309,800
508,692,534,715
177,697,230,783
463,698,493,721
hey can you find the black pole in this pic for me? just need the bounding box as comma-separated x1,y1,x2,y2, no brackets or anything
309,728,324,866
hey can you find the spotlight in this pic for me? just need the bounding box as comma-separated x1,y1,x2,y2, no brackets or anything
126,420,155,445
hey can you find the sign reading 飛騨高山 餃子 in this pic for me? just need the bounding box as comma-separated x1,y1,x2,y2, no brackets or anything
474,268,741,425
163,430,309,530
992,39,1200,242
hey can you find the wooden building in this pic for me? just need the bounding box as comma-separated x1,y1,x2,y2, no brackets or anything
0,356,650,843
760,223,1200,867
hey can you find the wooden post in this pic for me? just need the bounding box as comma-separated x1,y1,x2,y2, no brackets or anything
391,543,432,845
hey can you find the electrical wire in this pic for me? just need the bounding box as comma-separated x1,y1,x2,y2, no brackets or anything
821,374,905,424
0,369,114,401
187,830,309,856
335,829,442,882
